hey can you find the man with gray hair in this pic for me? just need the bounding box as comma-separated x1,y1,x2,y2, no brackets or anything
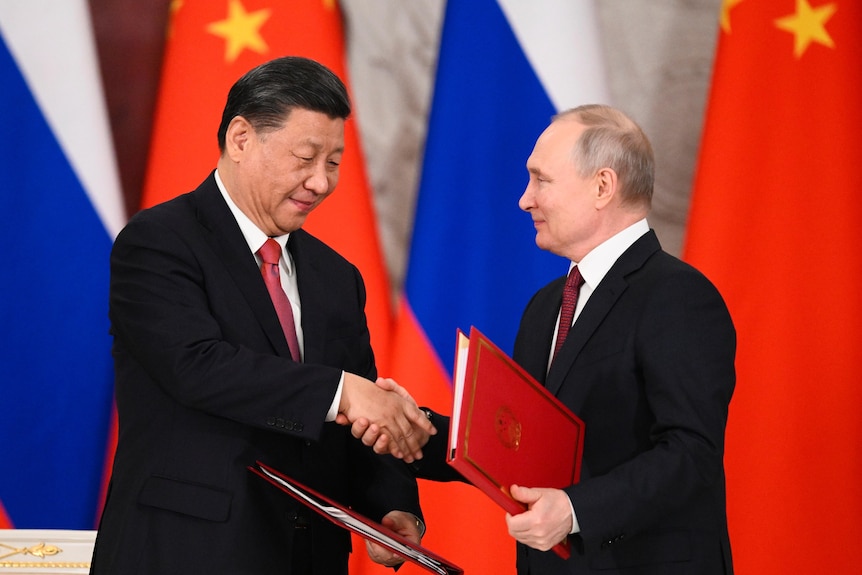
355,104,735,574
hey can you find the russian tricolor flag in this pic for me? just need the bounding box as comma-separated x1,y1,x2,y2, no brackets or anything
0,1,124,529
391,1,607,573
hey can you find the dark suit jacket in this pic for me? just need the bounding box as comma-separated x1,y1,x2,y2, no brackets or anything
91,173,420,574
512,230,735,574
408,412,463,482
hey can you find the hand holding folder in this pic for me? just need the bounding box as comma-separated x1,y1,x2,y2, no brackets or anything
447,327,585,559
250,461,463,575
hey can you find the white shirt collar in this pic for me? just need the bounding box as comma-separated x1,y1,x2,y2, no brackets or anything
214,169,293,274
571,218,650,289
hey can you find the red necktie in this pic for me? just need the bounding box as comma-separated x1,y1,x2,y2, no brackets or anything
552,266,584,360
258,238,301,361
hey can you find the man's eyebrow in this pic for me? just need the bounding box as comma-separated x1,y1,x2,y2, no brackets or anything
295,138,344,154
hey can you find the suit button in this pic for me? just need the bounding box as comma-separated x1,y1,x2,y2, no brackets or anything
295,423,303,432
266,417,276,426
276,418,286,428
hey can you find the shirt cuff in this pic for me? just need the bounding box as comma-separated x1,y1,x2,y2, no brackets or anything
325,371,345,422
411,513,426,538
568,495,581,534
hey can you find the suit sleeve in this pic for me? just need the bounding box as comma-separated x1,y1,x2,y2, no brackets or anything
407,412,466,483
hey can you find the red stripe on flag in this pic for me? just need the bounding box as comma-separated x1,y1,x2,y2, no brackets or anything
95,407,118,527
0,500,13,528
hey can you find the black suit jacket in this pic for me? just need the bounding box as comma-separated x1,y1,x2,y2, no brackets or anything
411,232,735,574
512,230,735,574
91,173,420,574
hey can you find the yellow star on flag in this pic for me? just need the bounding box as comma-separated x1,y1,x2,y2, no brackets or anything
775,0,837,58
720,0,744,34
167,0,184,38
206,0,271,62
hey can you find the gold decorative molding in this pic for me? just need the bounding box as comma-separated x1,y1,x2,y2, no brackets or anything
0,564,90,570
0,542,63,561
0,531,94,573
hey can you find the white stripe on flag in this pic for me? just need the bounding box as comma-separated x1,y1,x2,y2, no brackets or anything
0,0,125,238
497,0,610,111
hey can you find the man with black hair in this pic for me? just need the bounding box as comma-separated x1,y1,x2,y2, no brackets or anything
92,56,434,575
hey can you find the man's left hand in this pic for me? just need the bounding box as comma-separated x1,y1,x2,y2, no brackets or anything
505,484,572,551
365,510,424,567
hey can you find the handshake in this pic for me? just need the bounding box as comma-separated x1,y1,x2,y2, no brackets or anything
337,374,435,463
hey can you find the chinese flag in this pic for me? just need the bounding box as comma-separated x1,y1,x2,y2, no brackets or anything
684,1,862,573
140,0,392,365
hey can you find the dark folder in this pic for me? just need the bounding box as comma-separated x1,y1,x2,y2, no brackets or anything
447,327,585,559
250,461,463,575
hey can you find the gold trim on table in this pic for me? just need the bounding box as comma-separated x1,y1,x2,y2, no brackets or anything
0,531,94,573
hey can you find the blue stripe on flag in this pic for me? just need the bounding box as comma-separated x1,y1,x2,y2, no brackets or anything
0,34,114,528
406,0,565,374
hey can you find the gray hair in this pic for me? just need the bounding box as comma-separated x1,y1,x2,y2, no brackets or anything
555,104,654,208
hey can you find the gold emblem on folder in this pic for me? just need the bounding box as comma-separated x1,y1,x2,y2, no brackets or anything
494,406,522,451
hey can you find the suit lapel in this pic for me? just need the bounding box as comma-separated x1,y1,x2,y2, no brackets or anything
286,230,327,364
519,280,564,385
193,174,292,357
544,231,661,396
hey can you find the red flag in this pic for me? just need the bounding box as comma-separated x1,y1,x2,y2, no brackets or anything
141,0,392,363
100,3,393,570
684,1,862,572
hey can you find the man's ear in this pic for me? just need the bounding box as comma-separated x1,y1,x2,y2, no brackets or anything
224,116,253,161
595,167,618,209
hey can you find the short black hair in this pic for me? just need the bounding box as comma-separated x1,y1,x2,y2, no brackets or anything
217,56,351,152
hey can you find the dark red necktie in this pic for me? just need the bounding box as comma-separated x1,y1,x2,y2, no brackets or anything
552,266,585,360
258,238,301,361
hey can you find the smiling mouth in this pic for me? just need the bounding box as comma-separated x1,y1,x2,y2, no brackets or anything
290,197,316,212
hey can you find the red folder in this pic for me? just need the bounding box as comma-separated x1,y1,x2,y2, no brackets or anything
250,461,463,575
447,327,585,559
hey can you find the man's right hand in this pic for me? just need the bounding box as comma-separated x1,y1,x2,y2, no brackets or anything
338,374,436,463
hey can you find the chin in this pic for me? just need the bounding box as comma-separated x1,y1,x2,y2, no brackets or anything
534,236,551,251
276,215,307,234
